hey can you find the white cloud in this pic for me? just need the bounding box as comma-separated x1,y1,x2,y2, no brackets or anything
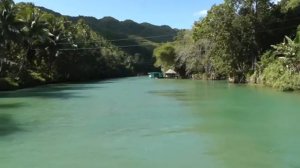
194,10,208,17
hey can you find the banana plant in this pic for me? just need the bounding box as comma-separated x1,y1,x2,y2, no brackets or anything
271,36,300,72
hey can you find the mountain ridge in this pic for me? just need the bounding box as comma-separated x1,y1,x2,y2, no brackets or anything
37,6,178,40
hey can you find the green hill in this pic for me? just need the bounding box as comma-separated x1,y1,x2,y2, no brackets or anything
38,7,179,73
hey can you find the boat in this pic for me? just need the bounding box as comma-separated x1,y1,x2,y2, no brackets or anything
148,72,164,79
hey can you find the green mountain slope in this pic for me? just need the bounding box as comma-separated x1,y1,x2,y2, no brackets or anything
38,7,179,73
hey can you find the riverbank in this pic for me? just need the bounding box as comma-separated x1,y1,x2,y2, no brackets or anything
189,71,300,92
2,69,299,93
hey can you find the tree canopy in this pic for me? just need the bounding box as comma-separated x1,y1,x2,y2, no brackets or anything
153,43,176,71
0,0,137,90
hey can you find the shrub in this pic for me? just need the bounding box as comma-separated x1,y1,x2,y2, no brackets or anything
0,78,19,91
19,70,46,87
262,60,300,91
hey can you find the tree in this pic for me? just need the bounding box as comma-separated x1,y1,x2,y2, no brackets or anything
0,0,20,43
280,0,300,11
153,43,176,71
0,0,20,75
193,4,238,77
175,30,214,76
192,0,275,82
17,4,52,65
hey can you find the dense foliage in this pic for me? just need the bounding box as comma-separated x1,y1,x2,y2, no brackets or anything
36,7,179,73
0,0,136,90
153,43,176,71
255,34,300,91
153,0,300,90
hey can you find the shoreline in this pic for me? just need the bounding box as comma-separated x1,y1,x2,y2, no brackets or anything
0,75,135,92
1,76,299,93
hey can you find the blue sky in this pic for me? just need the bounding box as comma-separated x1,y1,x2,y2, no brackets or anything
14,0,224,29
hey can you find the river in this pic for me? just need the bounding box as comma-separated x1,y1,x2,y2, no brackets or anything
0,77,300,168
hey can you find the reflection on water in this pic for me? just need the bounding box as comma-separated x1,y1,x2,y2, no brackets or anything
152,80,300,168
0,77,300,168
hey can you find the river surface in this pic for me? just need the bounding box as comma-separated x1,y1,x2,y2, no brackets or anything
0,77,300,168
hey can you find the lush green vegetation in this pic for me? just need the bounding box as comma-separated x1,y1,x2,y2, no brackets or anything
0,0,140,90
36,7,179,73
153,43,176,71
254,35,300,91
154,0,300,91
2,0,300,91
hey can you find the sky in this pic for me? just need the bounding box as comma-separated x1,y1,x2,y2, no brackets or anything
14,0,224,29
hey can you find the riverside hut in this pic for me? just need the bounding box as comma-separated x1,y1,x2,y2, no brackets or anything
165,69,177,78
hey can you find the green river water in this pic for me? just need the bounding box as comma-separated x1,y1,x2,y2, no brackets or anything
0,77,300,168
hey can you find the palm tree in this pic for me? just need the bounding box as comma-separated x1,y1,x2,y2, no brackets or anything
0,0,20,42
16,4,52,69
40,15,74,78
0,0,22,75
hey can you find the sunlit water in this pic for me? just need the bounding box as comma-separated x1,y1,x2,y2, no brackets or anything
1,77,300,168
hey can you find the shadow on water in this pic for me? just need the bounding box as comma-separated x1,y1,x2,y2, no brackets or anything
148,90,188,99
0,114,21,137
148,90,198,102
0,102,26,109
0,85,103,99
148,90,186,95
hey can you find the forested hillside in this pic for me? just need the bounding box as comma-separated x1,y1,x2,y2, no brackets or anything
0,0,180,91
75,16,178,73
0,0,137,90
154,0,300,91
38,7,179,73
